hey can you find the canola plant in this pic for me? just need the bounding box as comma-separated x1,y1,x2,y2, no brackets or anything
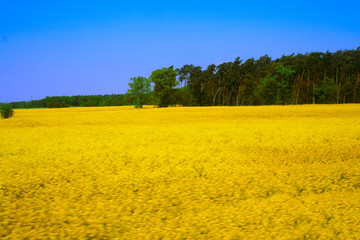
1,105,360,239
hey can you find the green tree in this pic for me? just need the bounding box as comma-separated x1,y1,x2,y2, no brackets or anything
238,58,257,105
150,67,178,107
1,104,14,119
258,75,278,105
315,77,337,103
275,65,296,104
127,76,152,108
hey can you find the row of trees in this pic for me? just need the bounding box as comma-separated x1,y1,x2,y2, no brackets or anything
127,67,178,108
127,48,360,107
1,94,133,109
3,48,359,109
176,48,360,106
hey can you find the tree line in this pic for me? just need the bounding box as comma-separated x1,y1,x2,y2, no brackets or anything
1,94,136,109
2,48,359,109
128,47,360,107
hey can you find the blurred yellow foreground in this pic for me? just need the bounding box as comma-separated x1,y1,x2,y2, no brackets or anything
1,105,360,239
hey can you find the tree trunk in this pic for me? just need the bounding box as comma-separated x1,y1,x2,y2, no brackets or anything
292,70,304,104
295,87,300,105
354,72,360,102
236,76,244,106
222,90,225,106
228,85,235,106
291,75,298,104
307,70,310,104
219,88,223,105
236,87,239,106
312,73,316,104
213,87,222,106
336,66,340,104
233,83,239,106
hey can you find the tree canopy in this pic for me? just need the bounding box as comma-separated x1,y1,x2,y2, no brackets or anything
127,76,152,108
173,48,360,106
150,67,178,107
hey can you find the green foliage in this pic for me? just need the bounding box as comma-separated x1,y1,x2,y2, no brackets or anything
316,78,337,103
1,104,14,119
176,86,193,106
340,81,354,103
174,48,360,106
80,100,98,107
275,65,296,105
45,96,70,108
150,67,178,107
47,102,70,108
6,94,130,109
258,75,278,105
127,76,152,108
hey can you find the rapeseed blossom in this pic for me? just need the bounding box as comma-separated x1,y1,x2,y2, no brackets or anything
1,105,360,239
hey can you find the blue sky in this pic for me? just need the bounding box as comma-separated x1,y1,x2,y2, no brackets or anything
1,0,359,102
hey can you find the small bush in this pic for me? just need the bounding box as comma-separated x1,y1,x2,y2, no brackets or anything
1,104,14,119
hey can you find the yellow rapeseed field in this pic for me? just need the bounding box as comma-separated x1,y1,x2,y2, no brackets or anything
1,105,360,239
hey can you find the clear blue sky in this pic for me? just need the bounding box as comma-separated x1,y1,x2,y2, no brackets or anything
1,0,359,102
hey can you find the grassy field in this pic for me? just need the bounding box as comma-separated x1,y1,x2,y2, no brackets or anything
1,105,360,239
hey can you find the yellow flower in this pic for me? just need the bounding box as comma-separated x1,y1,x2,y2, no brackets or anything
1,105,360,239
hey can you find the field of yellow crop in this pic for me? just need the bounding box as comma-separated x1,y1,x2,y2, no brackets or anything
1,105,360,239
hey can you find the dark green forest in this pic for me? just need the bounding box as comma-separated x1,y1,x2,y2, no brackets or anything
176,48,360,106
2,48,360,108
1,94,133,109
